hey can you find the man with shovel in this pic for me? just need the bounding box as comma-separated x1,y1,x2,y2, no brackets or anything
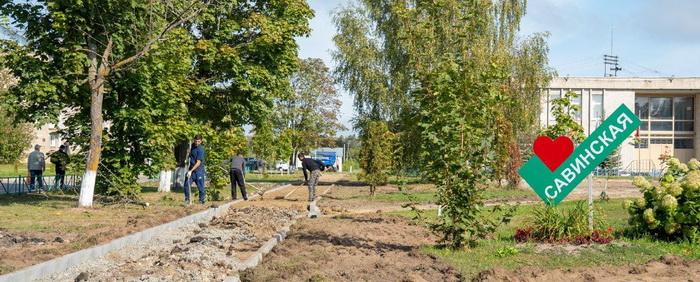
226,152,248,201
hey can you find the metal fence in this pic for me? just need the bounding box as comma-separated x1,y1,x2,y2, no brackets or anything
0,175,82,195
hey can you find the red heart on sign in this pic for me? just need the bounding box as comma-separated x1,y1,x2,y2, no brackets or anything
533,136,574,172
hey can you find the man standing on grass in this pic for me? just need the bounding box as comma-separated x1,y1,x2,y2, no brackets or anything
50,145,70,190
27,144,45,192
184,135,206,206
298,153,322,205
227,152,248,201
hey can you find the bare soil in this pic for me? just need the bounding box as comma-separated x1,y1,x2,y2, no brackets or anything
319,184,436,215
473,255,700,282
240,214,461,282
43,206,299,281
0,183,279,275
0,199,209,274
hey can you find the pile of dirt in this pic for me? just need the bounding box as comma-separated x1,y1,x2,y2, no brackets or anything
0,229,51,246
242,214,461,281
42,206,299,281
472,255,700,282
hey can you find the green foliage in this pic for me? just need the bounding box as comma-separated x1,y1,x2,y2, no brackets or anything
358,121,395,196
0,0,313,199
542,91,585,143
600,148,622,171
527,201,609,241
274,58,344,155
0,69,32,164
495,246,519,258
0,106,33,164
333,0,551,248
626,158,700,242
204,127,247,201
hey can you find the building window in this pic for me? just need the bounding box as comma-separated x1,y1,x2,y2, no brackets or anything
569,90,582,121
649,97,672,120
50,133,60,147
634,138,649,149
650,121,673,131
650,138,673,144
591,93,603,128
635,97,649,118
636,96,694,133
674,97,693,120
675,138,694,149
675,121,694,131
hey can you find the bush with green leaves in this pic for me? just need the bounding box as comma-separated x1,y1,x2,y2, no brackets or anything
625,158,700,242
515,201,612,244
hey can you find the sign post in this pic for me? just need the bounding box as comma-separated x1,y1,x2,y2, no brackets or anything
519,105,640,206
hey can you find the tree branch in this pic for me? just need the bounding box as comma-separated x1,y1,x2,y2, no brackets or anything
111,0,211,71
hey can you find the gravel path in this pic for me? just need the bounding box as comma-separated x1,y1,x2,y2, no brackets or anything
40,205,299,281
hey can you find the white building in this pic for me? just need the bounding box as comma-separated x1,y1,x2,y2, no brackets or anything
542,77,700,173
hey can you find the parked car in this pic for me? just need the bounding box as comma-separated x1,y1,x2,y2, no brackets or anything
244,157,258,171
276,162,290,172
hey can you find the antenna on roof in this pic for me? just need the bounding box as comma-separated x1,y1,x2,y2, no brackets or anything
604,26,622,77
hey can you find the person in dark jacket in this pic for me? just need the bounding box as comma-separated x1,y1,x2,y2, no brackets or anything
50,145,70,190
184,135,206,206
226,152,247,200
298,153,322,202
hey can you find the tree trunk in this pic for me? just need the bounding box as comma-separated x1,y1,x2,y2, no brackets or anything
78,87,104,207
158,170,172,192
79,40,111,207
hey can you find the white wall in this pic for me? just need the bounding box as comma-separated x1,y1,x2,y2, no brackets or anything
603,90,636,169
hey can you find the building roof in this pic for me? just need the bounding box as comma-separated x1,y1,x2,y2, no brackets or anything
549,77,700,91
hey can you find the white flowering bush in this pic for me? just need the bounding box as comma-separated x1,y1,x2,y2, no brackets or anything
625,158,700,242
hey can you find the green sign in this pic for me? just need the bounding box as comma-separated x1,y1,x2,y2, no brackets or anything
519,104,640,205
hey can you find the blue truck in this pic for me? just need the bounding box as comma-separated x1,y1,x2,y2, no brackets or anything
314,151,337,171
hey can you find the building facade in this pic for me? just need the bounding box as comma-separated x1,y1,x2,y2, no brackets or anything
542,77,700,173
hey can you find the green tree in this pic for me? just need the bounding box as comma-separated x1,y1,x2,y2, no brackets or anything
359,121,394,196
205,127,247,201
333,0,545,248
275,58,345,159
0,1,313,205
0,0,213,206
0,107,33,164
542,91,585,143
0,69,31,164
493,34,553,187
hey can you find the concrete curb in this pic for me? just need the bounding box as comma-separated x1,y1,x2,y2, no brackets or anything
226,216,300,282
0,183,291,282
227,184,335,280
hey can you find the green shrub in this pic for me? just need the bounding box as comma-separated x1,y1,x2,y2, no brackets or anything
626,158,700,242
516,201,612,244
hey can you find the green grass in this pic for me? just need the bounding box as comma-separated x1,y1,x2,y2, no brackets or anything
0,163,70,177
393,199,700,278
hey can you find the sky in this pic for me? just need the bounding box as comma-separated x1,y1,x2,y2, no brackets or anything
296,0,700,136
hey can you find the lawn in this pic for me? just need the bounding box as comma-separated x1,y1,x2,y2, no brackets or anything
0,163,72,177
393,199,700,278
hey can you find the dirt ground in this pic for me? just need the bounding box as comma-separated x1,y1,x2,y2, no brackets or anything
240,213,461,282
473,255,700,282
0,183,278,275
44,206,299,281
